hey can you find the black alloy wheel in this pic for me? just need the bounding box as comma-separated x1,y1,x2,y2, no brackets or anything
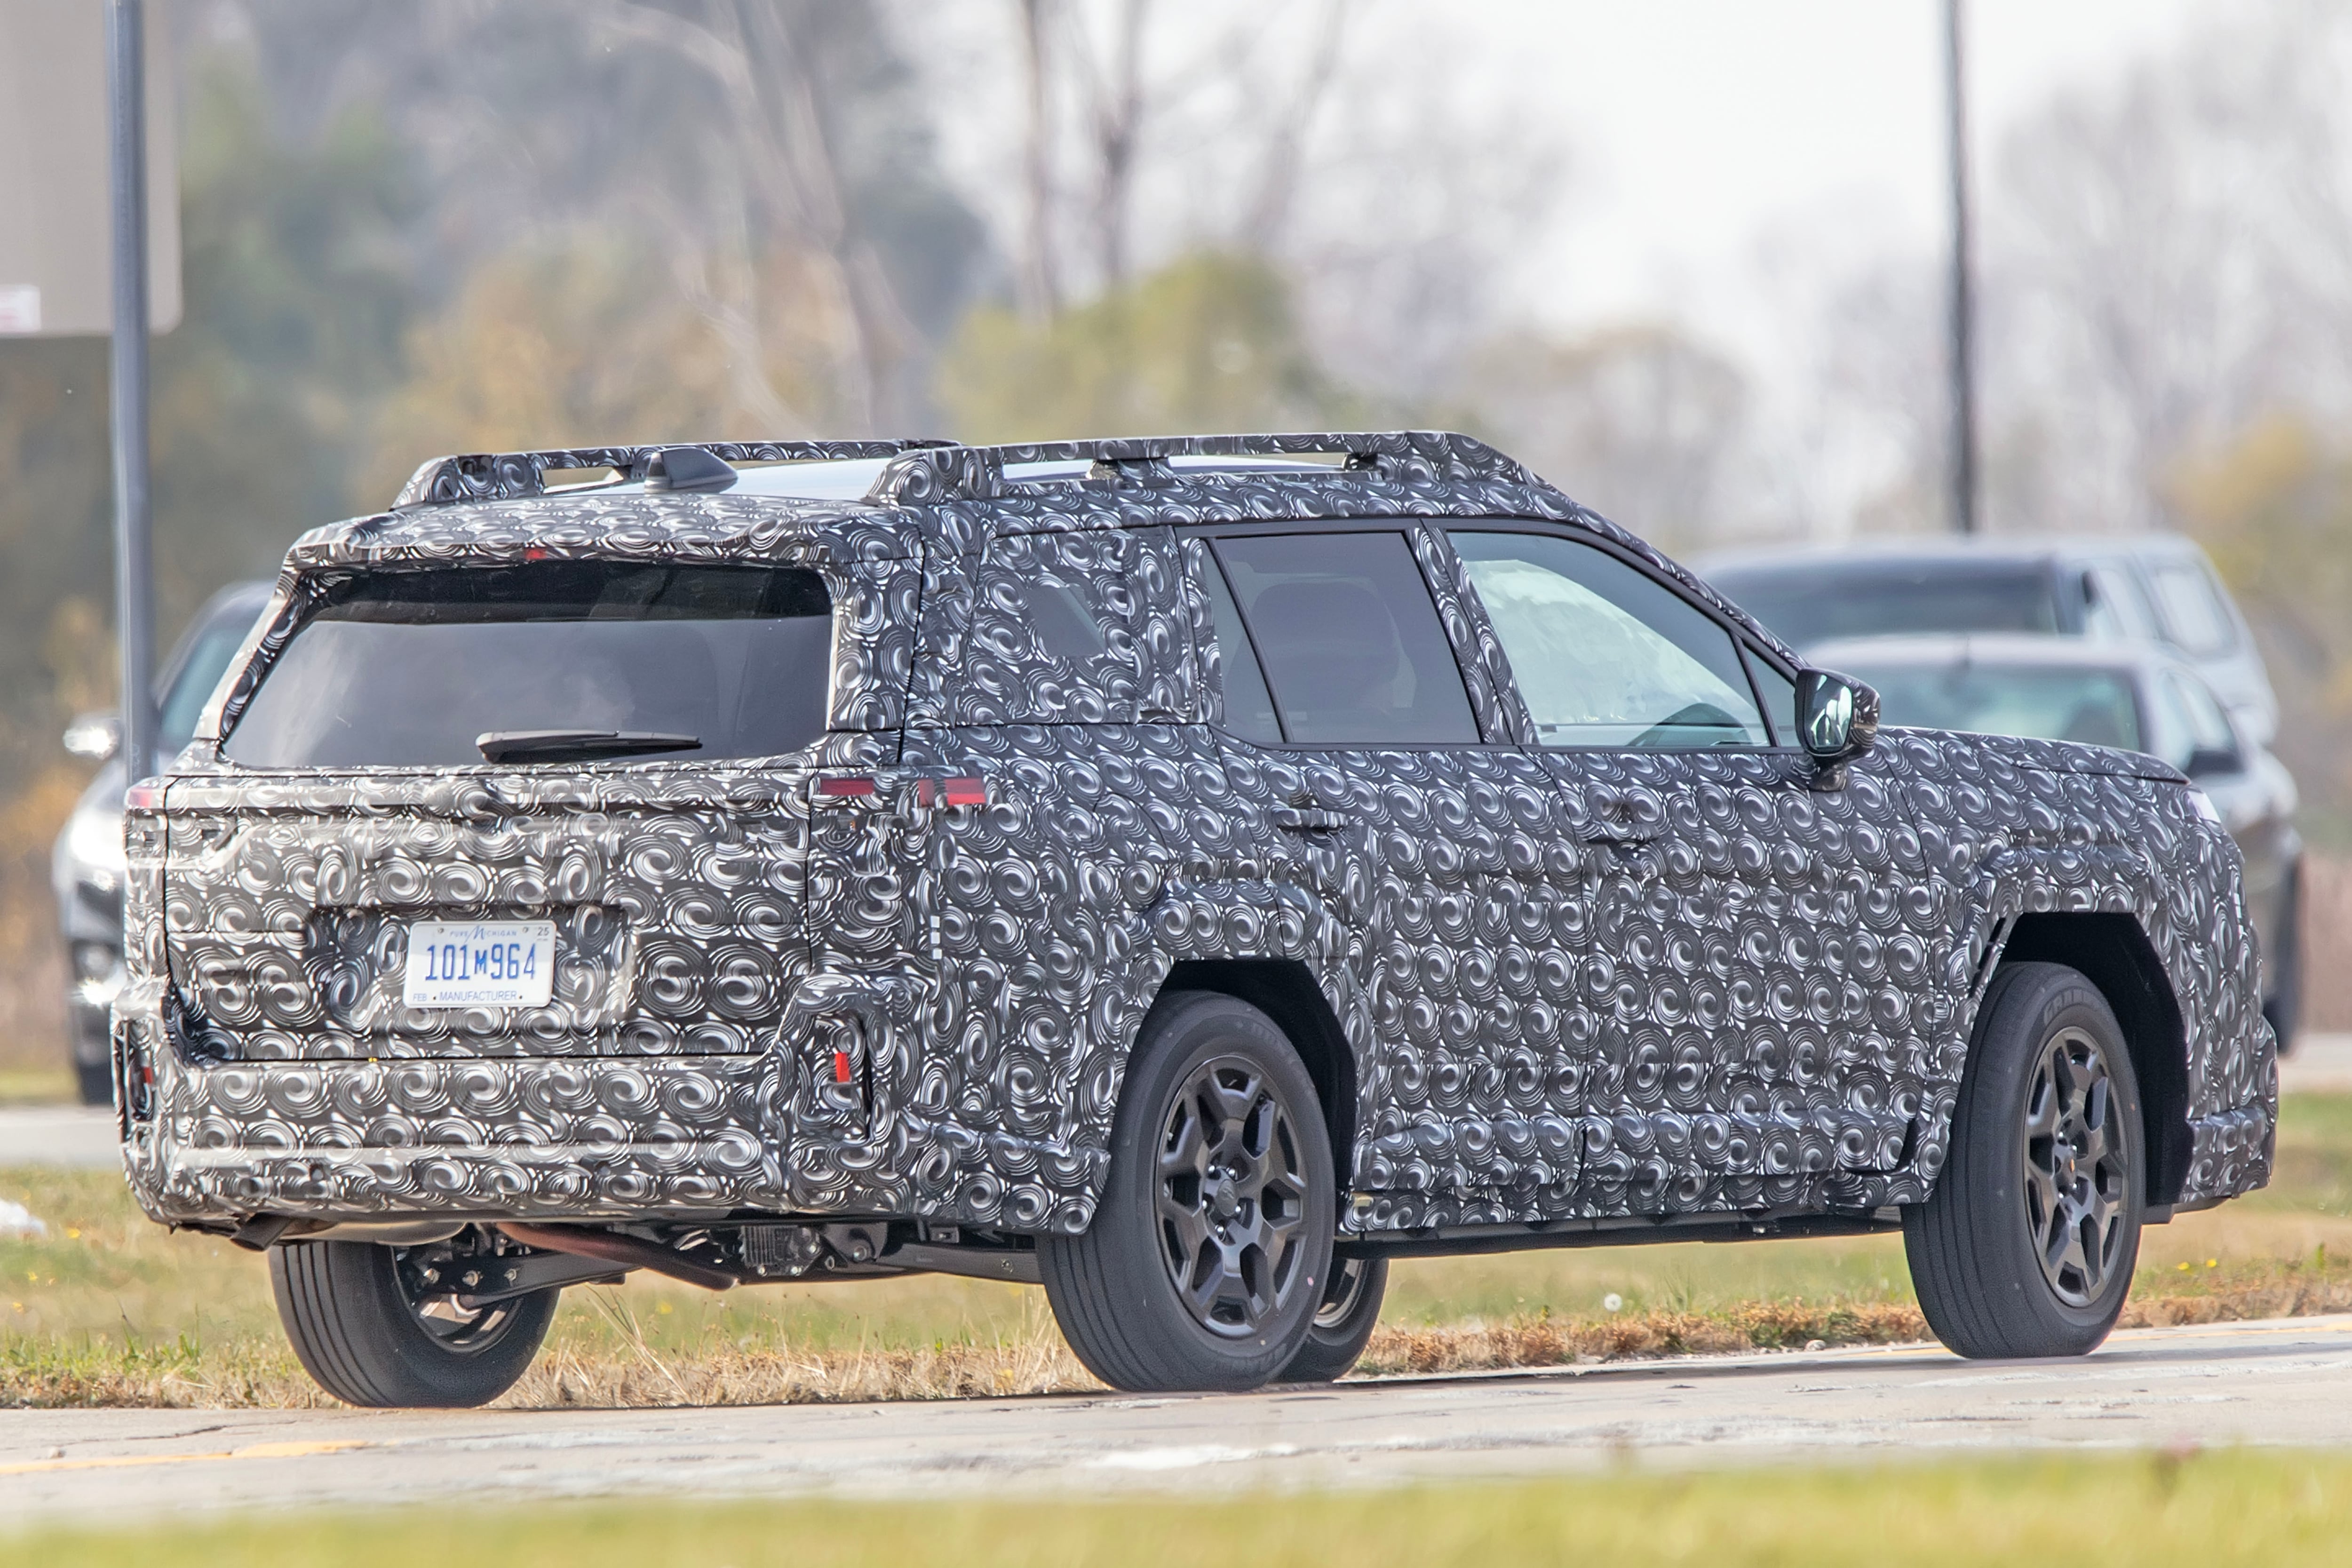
1155,1053,1314,1338
2021,1025,2132,1306
1040,991,1335,1391
271,1227,560,1408
1906,961,2146,1359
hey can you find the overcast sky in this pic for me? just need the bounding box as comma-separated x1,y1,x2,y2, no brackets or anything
1463,0,2208,354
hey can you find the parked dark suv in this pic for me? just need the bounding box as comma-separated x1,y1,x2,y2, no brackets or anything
115,434,2276,1408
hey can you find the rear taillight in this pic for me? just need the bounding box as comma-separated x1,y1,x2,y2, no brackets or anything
815,776,877,798
914,776,985,809
124,781,166,811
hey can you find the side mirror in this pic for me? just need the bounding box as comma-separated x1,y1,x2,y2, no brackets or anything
62,712,121,763
2183,745,2244,780
1796,669,1879,789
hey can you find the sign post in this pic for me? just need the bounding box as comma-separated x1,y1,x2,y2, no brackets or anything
107,0,156,786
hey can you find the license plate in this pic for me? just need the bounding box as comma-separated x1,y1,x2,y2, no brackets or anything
402,920,557,1008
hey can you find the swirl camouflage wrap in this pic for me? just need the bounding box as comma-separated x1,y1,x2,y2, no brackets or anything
113,431,2275,1250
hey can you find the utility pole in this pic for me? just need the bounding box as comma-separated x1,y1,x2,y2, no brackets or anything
107,0,156,785
1943,0,1979,536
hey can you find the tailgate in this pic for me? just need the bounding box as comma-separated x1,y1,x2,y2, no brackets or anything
162,768,812,1059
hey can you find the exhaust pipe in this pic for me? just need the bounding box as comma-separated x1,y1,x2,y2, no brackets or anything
497,1222,739,1291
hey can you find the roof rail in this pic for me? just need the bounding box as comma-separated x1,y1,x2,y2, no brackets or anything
864,430,1538,505
393,431,1540,509
393,439,951,508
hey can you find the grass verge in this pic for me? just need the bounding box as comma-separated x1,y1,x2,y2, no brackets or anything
14,1451,2352,1566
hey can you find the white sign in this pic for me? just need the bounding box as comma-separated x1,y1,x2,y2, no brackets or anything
401,920,559,1010
0,0,180,335
0,285,38,333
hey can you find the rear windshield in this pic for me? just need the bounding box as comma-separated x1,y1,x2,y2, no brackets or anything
1842,660,2142,751
223,563,833,768
1709,561,2061,651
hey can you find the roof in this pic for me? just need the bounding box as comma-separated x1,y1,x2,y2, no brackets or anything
1809,632,2201,682
1699,532,2212,577
265,429,1804,668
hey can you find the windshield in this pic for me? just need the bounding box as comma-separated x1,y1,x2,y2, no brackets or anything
223,562,833,768
158,610,265,751
1709,560,2061,651
1842,659,2142,751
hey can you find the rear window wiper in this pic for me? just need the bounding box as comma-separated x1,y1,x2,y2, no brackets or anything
475,730,703,764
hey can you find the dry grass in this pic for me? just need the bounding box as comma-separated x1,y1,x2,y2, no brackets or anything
16,1256,2352,1410
10,1089,2352,1411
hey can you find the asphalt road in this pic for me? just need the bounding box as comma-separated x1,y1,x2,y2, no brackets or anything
2,1315,2351,1521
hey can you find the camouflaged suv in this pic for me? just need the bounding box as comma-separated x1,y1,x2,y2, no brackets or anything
114,433,2277,1407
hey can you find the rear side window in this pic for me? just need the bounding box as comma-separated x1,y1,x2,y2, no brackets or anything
1200,554,1282,744
223,563,833,768
1214,532,1478,745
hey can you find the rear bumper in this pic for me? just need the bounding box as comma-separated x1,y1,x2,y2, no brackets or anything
112,972,1101,1233
116,975,810,1227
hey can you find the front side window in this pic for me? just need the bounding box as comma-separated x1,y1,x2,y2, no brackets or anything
2082,563,2159,641
1452,531,1768,748
1214,531,1478,745
2145,558,2238,657
2153,669,2240,771
223,562,834,768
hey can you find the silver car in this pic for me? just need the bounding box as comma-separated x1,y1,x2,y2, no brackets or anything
1809,633,2300,1051
51,581,272,1104
1703,535,2279,743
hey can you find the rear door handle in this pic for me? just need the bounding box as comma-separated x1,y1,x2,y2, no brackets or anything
1579,826,1662,849
1273,807,1353,832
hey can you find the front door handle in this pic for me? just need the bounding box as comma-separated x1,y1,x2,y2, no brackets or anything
1579,826,1662,849
1273,807,1353,832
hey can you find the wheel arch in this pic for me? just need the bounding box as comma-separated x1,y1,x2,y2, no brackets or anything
1994,912,2192,1208
1152,959,1359,1190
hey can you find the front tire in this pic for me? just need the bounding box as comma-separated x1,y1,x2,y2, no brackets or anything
270,1232,558,1408
1906,962,2145,1359
1041,991,1336,1392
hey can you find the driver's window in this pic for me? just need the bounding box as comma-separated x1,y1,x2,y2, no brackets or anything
2158,669,2239,771
1451,530,1769,748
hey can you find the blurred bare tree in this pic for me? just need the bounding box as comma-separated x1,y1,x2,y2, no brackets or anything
1457,326,1750,554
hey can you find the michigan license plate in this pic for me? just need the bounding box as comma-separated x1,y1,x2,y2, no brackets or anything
401,920,557,1008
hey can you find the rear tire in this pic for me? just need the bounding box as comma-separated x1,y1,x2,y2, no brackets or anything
1906,962,2145,1359
270,1233,558,1408
1277,1253,1387,1382
1041,991,1335,1392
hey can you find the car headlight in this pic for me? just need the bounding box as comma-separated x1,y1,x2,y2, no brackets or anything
2188,788,2224,827
65,801,128,880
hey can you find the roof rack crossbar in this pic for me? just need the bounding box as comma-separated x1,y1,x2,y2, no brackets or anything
394,439,953,508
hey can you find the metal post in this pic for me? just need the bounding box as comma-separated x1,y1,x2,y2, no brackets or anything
1943,0,1979,536
106,0,156,786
